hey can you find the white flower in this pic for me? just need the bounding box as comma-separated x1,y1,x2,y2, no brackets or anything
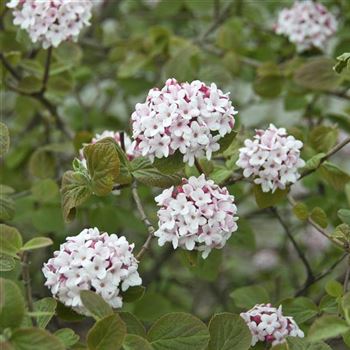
8,0,93,48
154,174,238,258
240,304,304,346
42,228,142,315
131,78,238,165
237,124,305,193
275,1,337,52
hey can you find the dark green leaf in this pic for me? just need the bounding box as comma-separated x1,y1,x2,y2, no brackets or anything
153,152,185,175
230,285,269,309
281,297,318,324
319,161,350,191
0,122,10,157
123,334,153,350
310,207,328,229
121,286,145,303
253,185,288,209
80,291,114,321
119,312,146,337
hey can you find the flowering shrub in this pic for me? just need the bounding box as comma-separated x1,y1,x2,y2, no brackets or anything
1,0,350,349
42,228,141,314
275,0,337,52
131,78,237,165
154,174,238,258
236,124,305,193
7,0,92,48
241,304,304,346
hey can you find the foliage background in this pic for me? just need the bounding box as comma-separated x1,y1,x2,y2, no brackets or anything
1,0,350,349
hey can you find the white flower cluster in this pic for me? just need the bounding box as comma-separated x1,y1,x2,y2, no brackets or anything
241,304,304,347
42,228,142,314
154,174,238,258
131,78,238,166
275,0,337,52
7,0,93,49
236,124,305,193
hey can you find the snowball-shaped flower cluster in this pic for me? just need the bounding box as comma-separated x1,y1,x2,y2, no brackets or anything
154,174,238,258
275,0,337,52
131,78,238,166
42,228,142,314
7,0,93,49
241,304,304,346
236,124,305,193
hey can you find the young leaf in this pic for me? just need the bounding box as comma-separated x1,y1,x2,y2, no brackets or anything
308,315,349,342
310,126,338,153
21,298,57,329
80,290,114,321
207,313,251,350
325,280,343,298
0,224,23,258
230,285,269,309
302,153,326,173
21,237,53,252
119,312,146,337
338,209,350,225
293,202,309,221
10,328,65,350
61,170,91,222
123,334,153,350
87,314,126,350
280,297,318,324
0,277,26,329
0,191,15,221
147,312,210,350
55,329,80,348
319,161,350,191
310,207,328,228
0,122,10,157
253,185,288,209
120,286,145,303
0,255,15,272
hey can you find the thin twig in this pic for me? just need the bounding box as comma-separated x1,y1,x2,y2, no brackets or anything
0,53,21,80
21,252,37,327
323,90,350,101
271,207,315,285
40,46,52,94
194,158,204,174
300,136,350,179
131,181,156,260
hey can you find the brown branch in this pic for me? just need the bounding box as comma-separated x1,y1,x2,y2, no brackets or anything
194,158,204,174
21,252,37,327
40,46,52,94
132,181,156,260
271,207,315,285
0,53,21,80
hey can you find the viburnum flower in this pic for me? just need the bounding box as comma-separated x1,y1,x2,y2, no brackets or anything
275,0,337,52
7,0,93,49
240,304,304,346
154,174,238,258
236,124,305,193
131,78,238,166
42,228,142,314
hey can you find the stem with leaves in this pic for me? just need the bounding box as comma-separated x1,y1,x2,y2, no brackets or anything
21,251,37,327
131,181,156,260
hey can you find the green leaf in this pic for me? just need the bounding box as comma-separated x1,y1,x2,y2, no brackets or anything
294,58,342,91
310,207,328,228
319,161,350,191
147,312,210,350
230,285,269,309
120,286,145,303
0,255,15,271
325,280,344,298
132,157,181,188
0,122,10,157
210,167,232,185
253,185,288,209
280,297,318,324
29,149,56,179
303,153,326,173
17,76,42,93
61,170,91,222
0,277,25,329
217,130,237,153
253,75,283,99
332,223,350,242
338,209,350,225
21,237,53,251
207,313,251,350
310,126,338,153
56,302,84,322
119,312,146,337
153,152,185,175
0,224,23,258
80,290,114,321
33,298,57,329
55,329,80,348
293,202,309,221
123,334,153,350
333,52,350,74
0,191,15,222
308,315,349,342
31,179,59,203
343,330,350,347
83,140,120,196
87,314,126,350
10,328,65,350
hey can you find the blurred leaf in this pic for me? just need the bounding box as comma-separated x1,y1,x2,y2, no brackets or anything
208,313,251,350
230,285,269,309
310,126,338,153
87,314,126,350
310,207,328,228
325,280,344,298
123,334,153,350
10,328,65,350
0,189,15,221
17,76,42,93
55,329,80,348
293,202,309,221
121,286,145,303
31,179,59,203
0,255,15,272
338,209,350,225
56,302,84,322
333,52,350,74
253,76,283,99
61,170,91,222
55,42,82,66
281,297,318,324
0,224,23,258
319,161,350,191
294,58,342,91
80,291,114,321
217,130,237,153
29,150,56,179
21,237,53,251
308,315,349,342
210,167,232,185
0,122,10,156
147,312,210,350
302,153,326,173
253,185,287,209
0,277,25,329
119,312,146,337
